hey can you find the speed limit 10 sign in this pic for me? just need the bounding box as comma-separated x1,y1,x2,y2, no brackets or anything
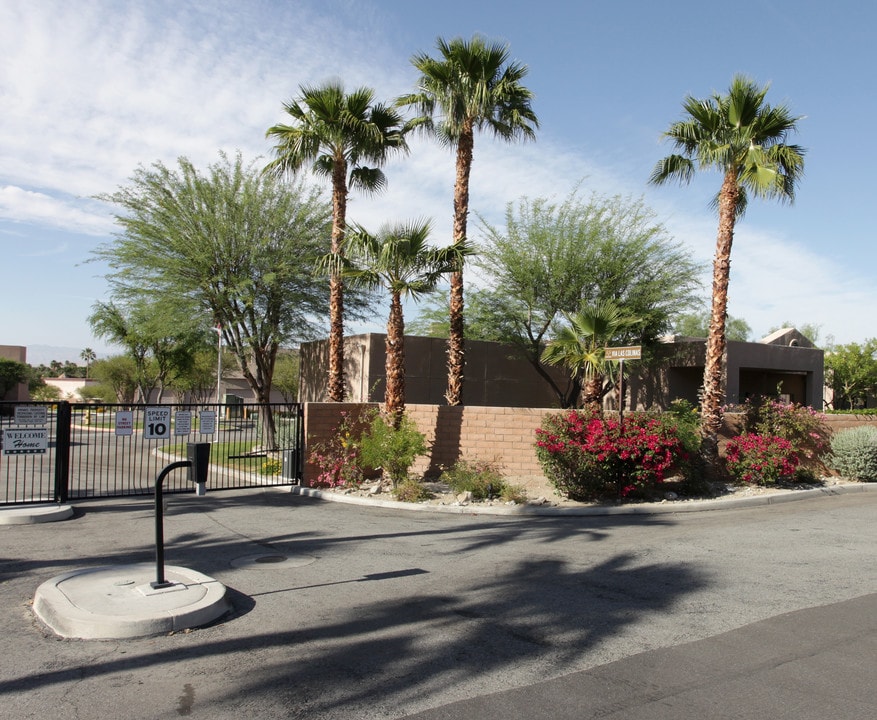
144,407,171,439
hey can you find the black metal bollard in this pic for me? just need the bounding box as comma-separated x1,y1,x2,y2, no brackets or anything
151,443,211,589
152,461,190,589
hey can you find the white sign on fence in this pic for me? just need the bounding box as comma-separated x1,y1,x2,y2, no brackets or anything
14,406,48,425
3,428,48,455
174,411,192,436
143,407,171,439
115,411,134,436
199,411,216,436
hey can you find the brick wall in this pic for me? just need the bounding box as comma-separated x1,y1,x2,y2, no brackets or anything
303,404,877,493
823,415,877,432
303,403,554,494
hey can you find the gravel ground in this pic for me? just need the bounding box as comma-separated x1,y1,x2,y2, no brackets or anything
320,474,862,511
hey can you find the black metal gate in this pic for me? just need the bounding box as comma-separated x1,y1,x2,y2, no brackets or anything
0,401,303,505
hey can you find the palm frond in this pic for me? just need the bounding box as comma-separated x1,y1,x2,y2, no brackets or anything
652,74,805,209
649,154,695,186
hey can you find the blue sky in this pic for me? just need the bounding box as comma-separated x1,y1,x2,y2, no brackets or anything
2,0,875,361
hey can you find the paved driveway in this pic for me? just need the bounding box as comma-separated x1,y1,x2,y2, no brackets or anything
1,489,876,718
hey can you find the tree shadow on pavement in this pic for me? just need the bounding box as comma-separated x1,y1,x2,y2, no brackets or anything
0,549,706,719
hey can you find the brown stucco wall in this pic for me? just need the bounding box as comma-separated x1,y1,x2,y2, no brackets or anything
301,330,828,413
628,336,824,411
299,334,568,408
822,415,877,432
0,345,28,401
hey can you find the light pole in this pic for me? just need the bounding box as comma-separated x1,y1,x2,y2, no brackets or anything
213,325,222,406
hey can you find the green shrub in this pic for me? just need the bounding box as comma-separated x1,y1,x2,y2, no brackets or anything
500,484,528,504
358,413,429,486
658,399,704,486
30,383,62,401
828,426,877,482
664,399,702,455
440,459,519,501
260,458,282,475
393,478,433,502
307,407,374,488
440,459,495,499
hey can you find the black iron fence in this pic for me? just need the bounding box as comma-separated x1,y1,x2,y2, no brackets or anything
0,401,303,505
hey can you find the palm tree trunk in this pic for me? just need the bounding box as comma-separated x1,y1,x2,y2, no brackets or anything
701,170,740,459
328,275,345,401
385,292,406,428
446,270,465,405
582,375,604,415
328,161,348,402
446,125,473,406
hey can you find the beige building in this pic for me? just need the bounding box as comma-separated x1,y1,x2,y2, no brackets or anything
43,376,101,400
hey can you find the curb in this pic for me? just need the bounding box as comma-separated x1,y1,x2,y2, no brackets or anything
289,482,877,517
0,503,74,525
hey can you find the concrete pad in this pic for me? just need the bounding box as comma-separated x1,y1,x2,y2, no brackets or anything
0,503,73,525
33,562,230,639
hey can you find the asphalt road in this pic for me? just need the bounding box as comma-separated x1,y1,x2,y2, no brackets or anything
1,489,876,719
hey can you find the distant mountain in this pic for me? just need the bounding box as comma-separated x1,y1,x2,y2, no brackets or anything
25,345,110,366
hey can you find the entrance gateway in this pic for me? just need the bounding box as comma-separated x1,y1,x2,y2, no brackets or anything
0,401,303,505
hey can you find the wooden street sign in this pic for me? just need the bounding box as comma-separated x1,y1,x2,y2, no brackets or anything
604,345,642,361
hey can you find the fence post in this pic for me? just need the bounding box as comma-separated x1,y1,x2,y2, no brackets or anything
296,403,305,480
54,401,71,503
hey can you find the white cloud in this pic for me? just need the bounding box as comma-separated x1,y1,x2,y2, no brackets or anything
725,227,874,345
649,208,876,345
0,186,114,235
0,0,405,199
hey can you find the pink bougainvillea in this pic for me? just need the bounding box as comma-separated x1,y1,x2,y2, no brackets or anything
535,410,688,501
725,433,799,485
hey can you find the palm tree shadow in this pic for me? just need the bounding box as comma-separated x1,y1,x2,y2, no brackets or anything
0,549,706,718
239,552,708,716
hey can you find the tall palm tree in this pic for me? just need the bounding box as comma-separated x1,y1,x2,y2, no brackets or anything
339,220,467,427
542,302,639,414
80,348,96,378
265,81,407,402
398,35,538,406
649,75,805,458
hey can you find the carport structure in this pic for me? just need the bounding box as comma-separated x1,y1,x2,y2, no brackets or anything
629,328,824,410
